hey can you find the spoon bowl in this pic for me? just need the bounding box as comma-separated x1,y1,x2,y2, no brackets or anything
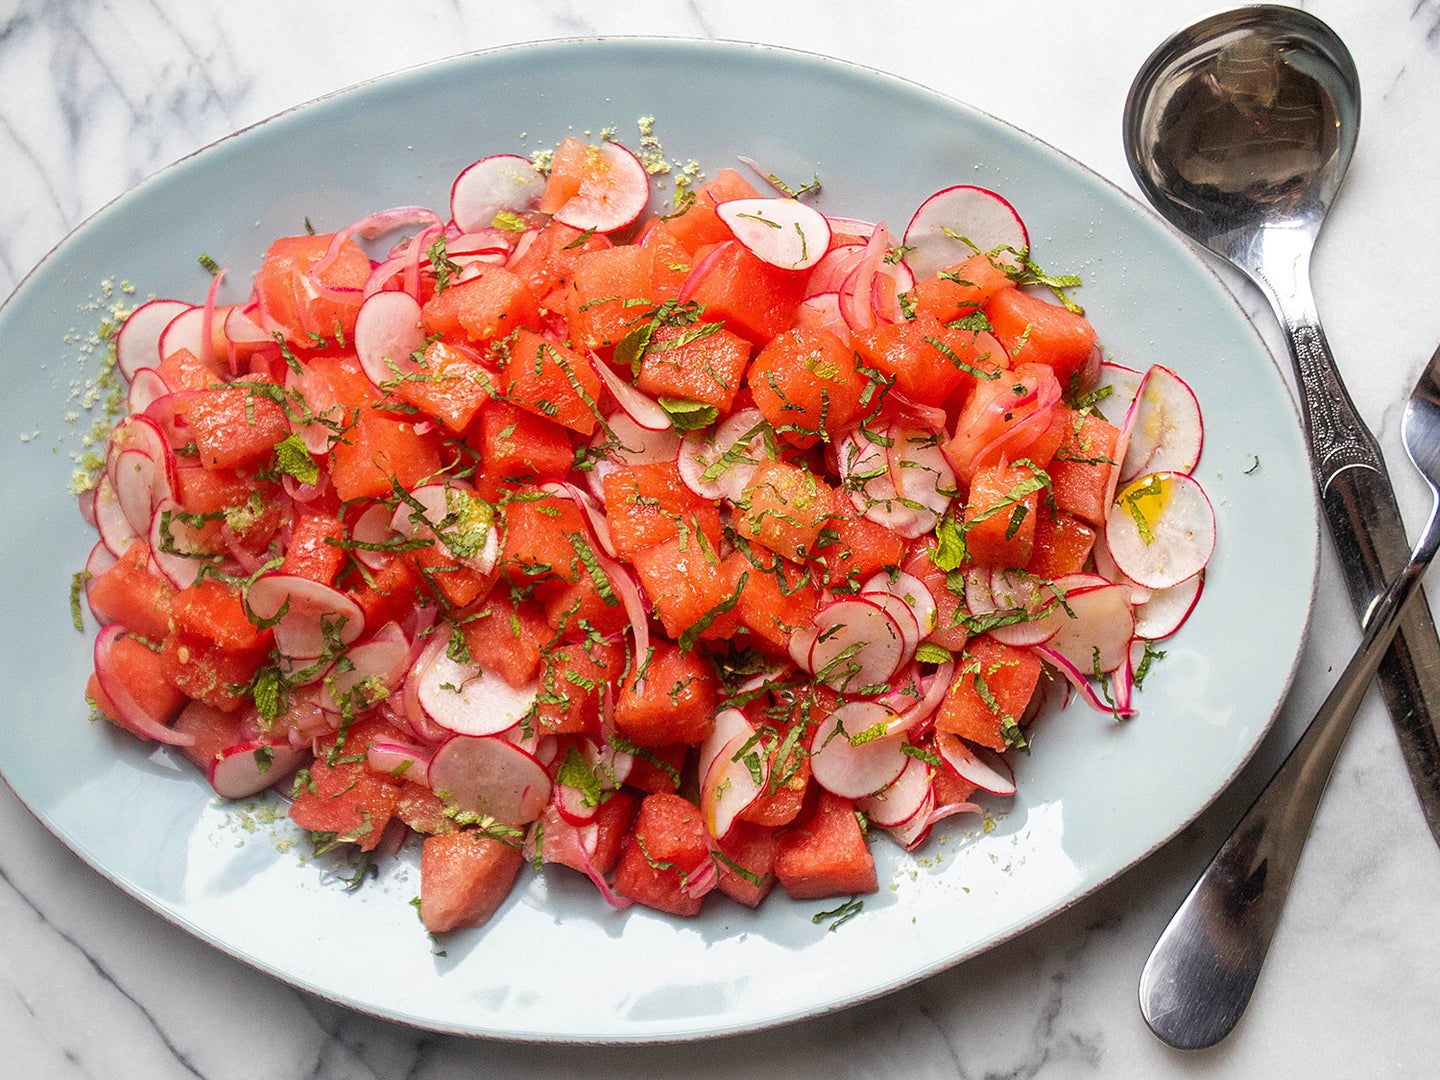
1124,5,1360,271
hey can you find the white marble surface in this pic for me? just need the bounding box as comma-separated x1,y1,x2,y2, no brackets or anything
3,0,1440,1075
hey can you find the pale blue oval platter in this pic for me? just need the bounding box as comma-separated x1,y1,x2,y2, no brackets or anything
0,39,1318,1042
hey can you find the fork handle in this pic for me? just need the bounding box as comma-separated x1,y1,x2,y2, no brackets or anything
1253,236,1440,842
1139,496,1440,1050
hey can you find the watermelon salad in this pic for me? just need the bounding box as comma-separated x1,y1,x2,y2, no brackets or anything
75,134,1213,934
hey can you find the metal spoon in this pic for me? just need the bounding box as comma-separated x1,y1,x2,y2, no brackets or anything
1124,5,1440,1047
1137,341,1440,1049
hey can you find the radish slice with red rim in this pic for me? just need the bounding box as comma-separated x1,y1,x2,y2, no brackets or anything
366,741,432,786
209,740,308,799
1089,362,1144,428
696,706,756,789
1106,471,1216,590
716,197,831,271
1119,365,1204,483
807,595,909,692
962,567,1063,648
246,573,366,660
348,502,399,570
701,728,767,840
450,154,546,232
355,290,425,388
809,701,909,798
414,628,539,737
836,426,920,536
902,185,1028,281
551,141,649,233
157,305,208,368
591,409,682,466
859,754,932,827
390,481,499,575
319,624,411,713
427,734,552,826
116,299,190,379
147,498,211,587
677,408,768,503
93,624,194,746
1036,579,1136,675
94,478,140,556
886,427,955,537
111,448,162,535
934,730,1016,796
888,787,939,850
1133,571,1204,640
589,353,671,431
83,542,118,622
792,293,851,346
126,368,172,414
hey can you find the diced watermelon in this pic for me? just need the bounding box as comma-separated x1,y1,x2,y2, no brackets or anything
935,636,1042,752
419,829,524,933
612,792,711,916
773,790,877,900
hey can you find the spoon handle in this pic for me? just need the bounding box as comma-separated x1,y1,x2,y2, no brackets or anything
1249,233,1440,841
1139,497,1440,1050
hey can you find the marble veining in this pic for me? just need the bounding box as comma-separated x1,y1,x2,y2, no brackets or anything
3,1,1440,1077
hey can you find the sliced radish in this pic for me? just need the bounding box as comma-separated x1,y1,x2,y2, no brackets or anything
1133,572,1204,640
390,481,499,575
933,730,1016,796
551,141,649,233
110,448,161,536
1090,362,1144,428
94,480,140,558
902,185,1028,281
319,625,411,713
716,197,830,271
126,368,172,414
367,741,432,786
246,573,365,660
83,541,118,623
887,659,954,735
887,787,940,850
1106,472,1216,590
157,305,208,367
696,706,756,788
591,409,682,466
962,567,1063,648
427,734,552,826
355,290,425,387
146,498,210,587
209,740,307,799
107,413,173,466
589,354,671,431
858,754,933,827
1119,365,1204,482
792,292,851,346
809,701,910,798
676,408,768,503
116,299,190,379
450,154,546,232
887,427,956,537
807,595,909,692
348,502,398,570
93,624,194,746
1036,580,1136,675
700,729,767,840
836,426,920,536
415,630,539,737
